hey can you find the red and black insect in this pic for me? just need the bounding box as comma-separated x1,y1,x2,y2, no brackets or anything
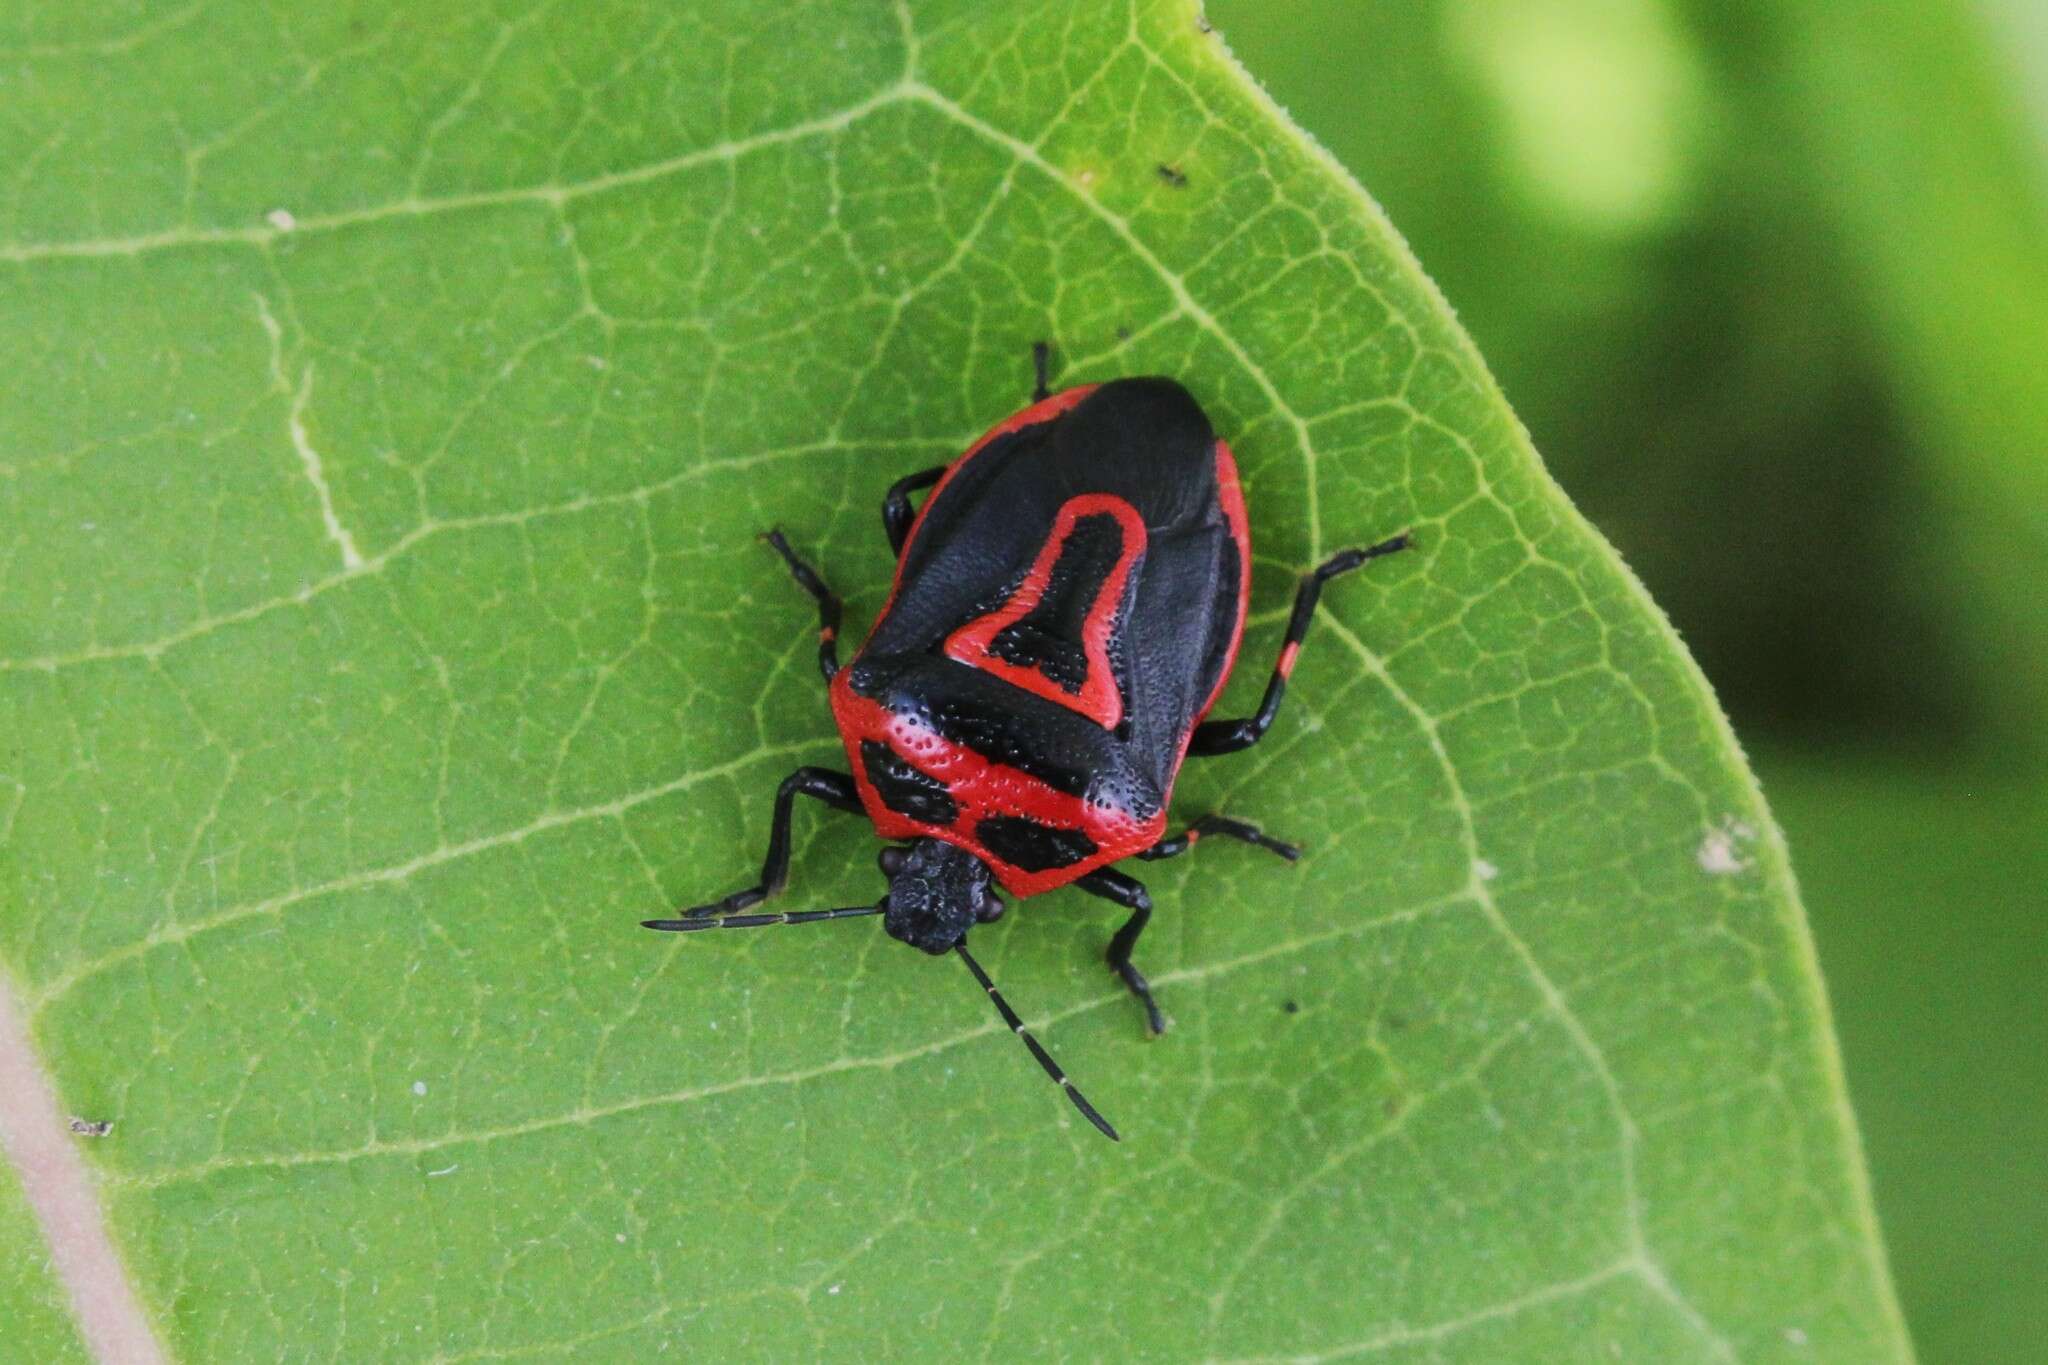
646,345,1409,1139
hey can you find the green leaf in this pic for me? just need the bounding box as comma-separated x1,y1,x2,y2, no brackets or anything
0,0,1907,1358
0,1160,89,1363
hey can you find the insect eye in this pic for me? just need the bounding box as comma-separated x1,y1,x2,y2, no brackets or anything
877,846,908,877
976,892,1006,923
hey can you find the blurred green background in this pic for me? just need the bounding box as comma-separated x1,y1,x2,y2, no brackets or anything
1206,1,2048,1359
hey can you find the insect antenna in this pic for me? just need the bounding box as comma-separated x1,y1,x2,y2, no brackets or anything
955,944,1119,1142
642,905,884,932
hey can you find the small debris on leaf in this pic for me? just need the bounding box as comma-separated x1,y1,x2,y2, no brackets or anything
1697,817,1757,876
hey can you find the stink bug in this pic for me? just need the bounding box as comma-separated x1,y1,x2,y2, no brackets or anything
646,345,1409,1139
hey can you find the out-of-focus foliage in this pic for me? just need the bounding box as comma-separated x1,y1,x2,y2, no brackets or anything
1208,1,2048,1361
1211,0,2048,761
1760,753,2048,1362
1985,0,2048,132
1763,0,2048,759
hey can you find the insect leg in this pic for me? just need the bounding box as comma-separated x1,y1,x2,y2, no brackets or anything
1137,814,1299,863
1075,867,1167,1036
761,529,844,683
1188,533,1411,756
680,767,861,918
881,466,945,556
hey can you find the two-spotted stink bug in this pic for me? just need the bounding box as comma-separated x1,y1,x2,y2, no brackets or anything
645,345,1410,1139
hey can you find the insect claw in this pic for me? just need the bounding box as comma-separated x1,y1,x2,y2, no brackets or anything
680,889,762,918
757,529,795,574
1318,533,1412,580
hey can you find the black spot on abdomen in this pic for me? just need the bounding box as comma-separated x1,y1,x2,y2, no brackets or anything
861,740,958,826
976,815,1099,872
926,694,1090,798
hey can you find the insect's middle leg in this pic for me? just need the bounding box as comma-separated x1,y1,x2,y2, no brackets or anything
1075,867,1166,1036
680,767,861,918
1137,814,1300,863
1189,534,1410,756
761,530,843,684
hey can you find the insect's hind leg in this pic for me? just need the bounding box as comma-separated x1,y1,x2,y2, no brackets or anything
761,529,844,684
1188,534,1410,757
1075,867,1166,1036
1137,814,1300,863
882,466,945,556
676,768,861,919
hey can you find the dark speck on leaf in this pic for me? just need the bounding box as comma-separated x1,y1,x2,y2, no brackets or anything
1385,1011,1409,1032
69,1117,113,1137
1116,325,1132,342
1282,999,1300,1015
1156,163,1188,189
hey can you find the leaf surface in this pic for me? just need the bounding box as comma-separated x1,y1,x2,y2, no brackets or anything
0,1159,89,1363
0,0,1906,1358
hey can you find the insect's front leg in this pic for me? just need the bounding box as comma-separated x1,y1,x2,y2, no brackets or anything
676,767,861,919
881,466,945,557
761,530,843,684
1075,867,1167,1036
